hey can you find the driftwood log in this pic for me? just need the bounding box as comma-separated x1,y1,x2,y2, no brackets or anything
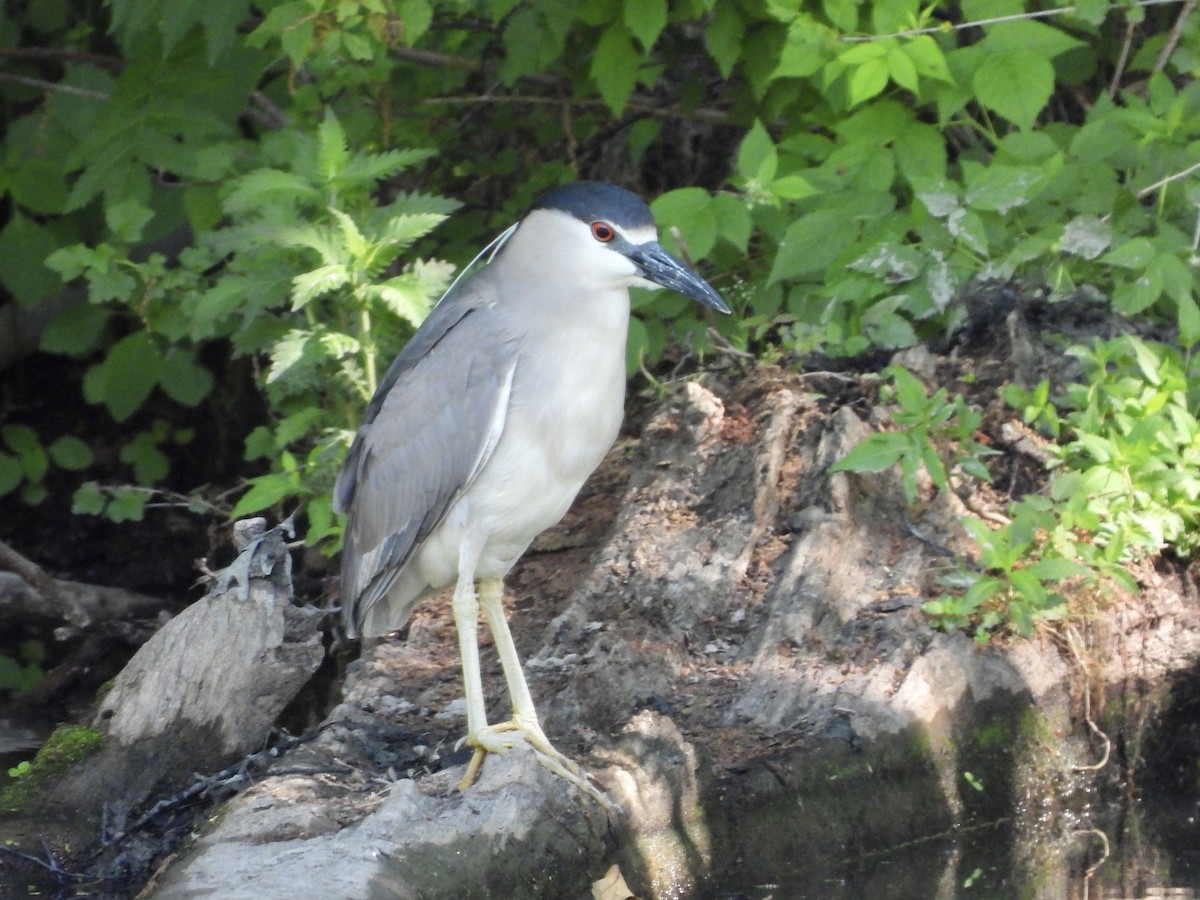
31,520,323,843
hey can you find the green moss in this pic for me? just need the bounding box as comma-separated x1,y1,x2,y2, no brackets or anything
973,720,1014,750
0,724,103,813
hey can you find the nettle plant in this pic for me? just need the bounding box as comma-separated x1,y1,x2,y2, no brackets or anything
837,335,1198,639
45,113,454,540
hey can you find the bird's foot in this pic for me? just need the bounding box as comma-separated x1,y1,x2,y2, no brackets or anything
455,718,616,811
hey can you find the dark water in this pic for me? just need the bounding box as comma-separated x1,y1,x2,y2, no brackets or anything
711,796,1200,899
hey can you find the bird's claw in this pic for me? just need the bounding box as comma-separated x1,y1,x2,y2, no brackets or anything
455,718,617,812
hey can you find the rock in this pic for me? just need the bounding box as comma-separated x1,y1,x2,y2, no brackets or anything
36,520,323,837
150,745,609,900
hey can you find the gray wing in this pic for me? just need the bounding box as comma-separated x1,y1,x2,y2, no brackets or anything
334,270,520,636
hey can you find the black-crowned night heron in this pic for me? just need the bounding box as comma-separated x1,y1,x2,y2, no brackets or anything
334,181,729,805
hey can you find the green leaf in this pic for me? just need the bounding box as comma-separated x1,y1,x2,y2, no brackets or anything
710,193,753,253
829,432,907,473
373,275,435,325
889,366,929,411
705,2,744,78
1,426,46,484
773,18,829,81
40,303,111,357
397,0,433,44
592,23,640,114
1177,293,1200,347
105,197,154,244
0,453,21,496
82,331,164,422
1060,216,1111,260
848,56,890,106
978,18,1086,59
317,112,351,182
223,169,321,213
120,432,170,484
769,210,859,282
1101,238,1156,270
1,425,37,458
231,472,297,518
0,214,61,306
1113,264,1164,315
1024,558,1091,582
106,489,148,523
292,265,350,308
1125,336,1163,386
624,0,667,50
901,35,954,84
159,349,215,406
737,120,778,183
887,44,919,95
1072,0,1109,26
328,208,369,260
651,188,717,260
964,164,1046,213
48,436,94,471
973,49,1054,130
72,481,106,515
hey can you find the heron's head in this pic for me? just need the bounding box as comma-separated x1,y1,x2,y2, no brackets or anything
513,181,730,313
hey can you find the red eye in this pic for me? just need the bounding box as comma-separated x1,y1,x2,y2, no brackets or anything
591,221,615,242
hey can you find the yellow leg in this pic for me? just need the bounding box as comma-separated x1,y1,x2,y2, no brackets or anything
474,577,614,809
450,557,491,793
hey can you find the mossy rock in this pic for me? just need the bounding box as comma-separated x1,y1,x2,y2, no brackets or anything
1,724,103,813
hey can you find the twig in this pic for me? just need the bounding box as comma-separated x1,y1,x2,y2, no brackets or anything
1134,159,1200,199
0,46,123,69
1063,624,1112,772
839,0,1185,42
0,843,87,881
1109,19,1137,97
0,539,90,628
1072,827,1112,879
1154,0,1197,73
415,92,729,124
101,734,308,846
0,72,108,99
705,327,755,360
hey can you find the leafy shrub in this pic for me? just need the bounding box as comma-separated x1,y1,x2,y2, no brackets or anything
44,111,454,537
2,0,1199,580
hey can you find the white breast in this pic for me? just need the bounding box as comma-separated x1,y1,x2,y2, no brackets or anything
416,287,631,585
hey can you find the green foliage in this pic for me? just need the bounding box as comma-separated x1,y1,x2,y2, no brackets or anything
0,426,94,506
43,107,453,539
830,366,995,503
832,359,1176,638
0,640,45,698
923,497,1095,638
1051,337,1200,558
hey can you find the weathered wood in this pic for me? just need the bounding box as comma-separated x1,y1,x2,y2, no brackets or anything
35,521,323,835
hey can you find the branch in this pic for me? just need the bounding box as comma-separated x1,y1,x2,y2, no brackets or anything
0,72,109,99
0,46,123,69
839,0,1186,42
1134,159,1200,198
0,540,90,628
1154,0,1198,73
